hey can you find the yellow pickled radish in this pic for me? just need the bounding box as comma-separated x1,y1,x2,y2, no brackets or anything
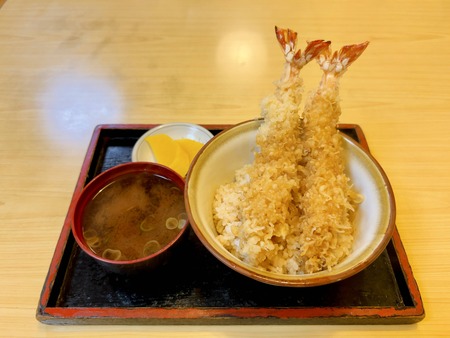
144,134,191,176
176,138,204,162
144,134,178,166
167,146,190,176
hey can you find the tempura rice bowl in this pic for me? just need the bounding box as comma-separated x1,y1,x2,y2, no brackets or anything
185,119,396,287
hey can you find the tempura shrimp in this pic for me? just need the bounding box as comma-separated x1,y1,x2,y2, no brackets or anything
257,27,330,154
213,27,330,272
296,41,369,273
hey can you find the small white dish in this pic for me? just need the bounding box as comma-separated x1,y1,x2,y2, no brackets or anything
132,123,214,163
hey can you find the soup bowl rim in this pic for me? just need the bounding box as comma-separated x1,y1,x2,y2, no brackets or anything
71,161,188,266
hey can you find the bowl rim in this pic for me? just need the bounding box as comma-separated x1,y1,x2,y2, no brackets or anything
185,118,396,287
71,161,189,266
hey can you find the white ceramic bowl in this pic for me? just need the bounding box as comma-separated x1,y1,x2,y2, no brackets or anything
185,119,396,287
132,123,214,163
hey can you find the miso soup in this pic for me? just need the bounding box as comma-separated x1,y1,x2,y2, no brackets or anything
82,172,186,261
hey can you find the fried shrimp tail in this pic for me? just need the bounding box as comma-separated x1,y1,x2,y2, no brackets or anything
275,26,330,66
275,26,330,83
318,41,369,75
275,26,298,62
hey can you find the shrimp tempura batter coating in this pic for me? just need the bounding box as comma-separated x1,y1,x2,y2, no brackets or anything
214,28,329,272
214,26,368,274
296,41,369,273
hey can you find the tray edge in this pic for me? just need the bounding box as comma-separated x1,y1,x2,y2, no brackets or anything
36,123,425,325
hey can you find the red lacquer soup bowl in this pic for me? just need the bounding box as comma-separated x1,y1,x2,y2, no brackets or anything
71,162,189,274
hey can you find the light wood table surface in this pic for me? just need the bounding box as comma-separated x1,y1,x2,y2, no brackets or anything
0,0,449,336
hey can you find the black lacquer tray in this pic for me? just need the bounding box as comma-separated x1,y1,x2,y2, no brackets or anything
36,124,424,325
